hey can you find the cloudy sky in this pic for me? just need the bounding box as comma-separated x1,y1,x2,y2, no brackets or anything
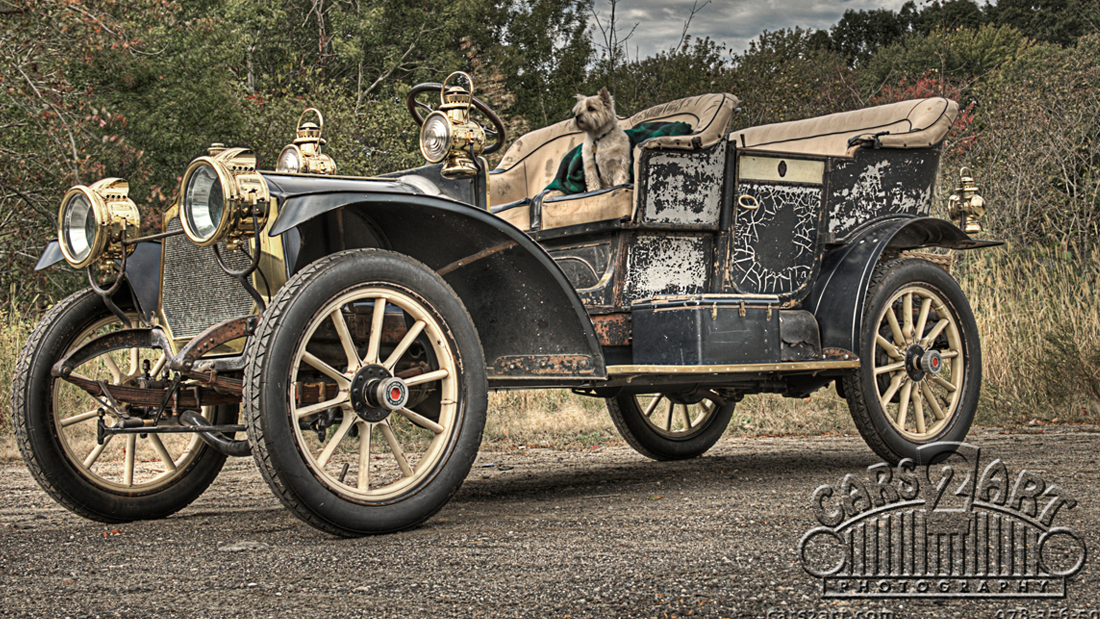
596,0,914,58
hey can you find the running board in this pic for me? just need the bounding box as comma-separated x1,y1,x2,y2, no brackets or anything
606,358,859,376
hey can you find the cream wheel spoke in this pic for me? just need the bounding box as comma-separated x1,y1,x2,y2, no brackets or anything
129,348,141,377
83,436,111,468
150,353,168,378
913,388,926,434
357,422,372,491
915,297,932,341
365,299,387,365
397,407,444,435
643,395,663,419
61,410,101,427
874,360,905,376
316,414,356,468
921,382,946,420
665,400,674,432
932,375,958,393
405,369,448,387
301,351,351,387
103,355,123,382
384,320,426,371
896,381,914,430
879,373,906,407
123,434,137,487
922,319,949,347
379,421,414,478
680,405,692,430
885,308,906,346
941,350,959,359
902,292,914,340
295,394,350,420
330,309,361,370
876,335,902,359
149,434,178,472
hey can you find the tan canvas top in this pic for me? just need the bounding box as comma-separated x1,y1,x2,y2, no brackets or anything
490,92,738,206
735,97,959,158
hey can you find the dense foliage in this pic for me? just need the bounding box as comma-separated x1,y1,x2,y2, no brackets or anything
2,0,1098,308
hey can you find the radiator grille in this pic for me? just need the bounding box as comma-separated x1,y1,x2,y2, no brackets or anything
161,217,255,340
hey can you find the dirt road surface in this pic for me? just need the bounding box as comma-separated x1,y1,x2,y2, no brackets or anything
2,426,1097,619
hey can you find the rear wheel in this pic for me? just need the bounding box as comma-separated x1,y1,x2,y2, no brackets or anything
607,392,734,460
243,249,487,536
843,258,981,464
12,289,230,522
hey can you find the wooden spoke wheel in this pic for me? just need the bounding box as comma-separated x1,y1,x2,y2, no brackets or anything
243,249,486,536
607,392,734,461
843,258,981,463
12,289,230,522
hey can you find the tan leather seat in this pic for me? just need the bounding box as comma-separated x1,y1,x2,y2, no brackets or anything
492,93,738,231
736,97,959,158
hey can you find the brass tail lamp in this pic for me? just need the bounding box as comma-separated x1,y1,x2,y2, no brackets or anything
947,167,986,234
419,72,486,179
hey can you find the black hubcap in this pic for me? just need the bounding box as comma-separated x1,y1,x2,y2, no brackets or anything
905,345,927,381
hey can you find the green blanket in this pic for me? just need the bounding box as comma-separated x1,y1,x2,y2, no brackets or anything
545,121,693,195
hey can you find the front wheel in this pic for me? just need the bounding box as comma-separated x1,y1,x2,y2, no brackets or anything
843,258,981,464
243,249,487,536
607,392,734,460
12,289,230,522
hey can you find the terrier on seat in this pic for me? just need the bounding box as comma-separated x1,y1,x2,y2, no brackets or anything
573,87,631,192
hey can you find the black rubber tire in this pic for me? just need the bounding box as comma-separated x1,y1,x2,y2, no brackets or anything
243,249,487,536
607,393,734,461
843,258,981,464
12,288,230,522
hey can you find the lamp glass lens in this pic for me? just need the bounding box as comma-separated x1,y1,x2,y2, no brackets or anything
63,193,96,262
420,114,451,163
185,164,224,241
276,146,301,173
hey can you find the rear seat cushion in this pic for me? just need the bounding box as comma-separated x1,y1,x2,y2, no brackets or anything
736,97,959,158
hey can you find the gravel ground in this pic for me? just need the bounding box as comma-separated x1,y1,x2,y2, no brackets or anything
1,426,1097,619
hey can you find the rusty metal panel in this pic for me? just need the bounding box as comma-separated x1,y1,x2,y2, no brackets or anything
591,313,631,346
492,354,597,376
621,234,709,305
827,148,940,241
637,144,725,227
732,182,823,298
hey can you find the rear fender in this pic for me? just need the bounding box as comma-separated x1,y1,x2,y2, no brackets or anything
805,216,1001,355
271,193,606,384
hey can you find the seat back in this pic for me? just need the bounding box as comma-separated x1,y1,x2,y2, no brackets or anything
490,93,737,207
735,97,959,158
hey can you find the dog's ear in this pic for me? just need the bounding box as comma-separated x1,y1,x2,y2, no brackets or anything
598,87,612,105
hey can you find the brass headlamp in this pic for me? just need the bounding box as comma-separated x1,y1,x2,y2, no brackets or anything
947,167,986,234
179,144,270,248
276,108,336,175
419,72,486,179
57,178,141,269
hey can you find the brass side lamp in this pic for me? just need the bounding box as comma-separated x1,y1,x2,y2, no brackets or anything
947,167,986,234
419,72,486,179
276,108,337,175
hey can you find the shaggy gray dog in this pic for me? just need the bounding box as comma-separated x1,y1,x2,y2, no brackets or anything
573,87,631,192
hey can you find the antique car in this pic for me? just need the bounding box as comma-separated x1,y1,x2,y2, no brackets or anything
14,73,999,536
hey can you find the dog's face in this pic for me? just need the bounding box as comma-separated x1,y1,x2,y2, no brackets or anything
573,87,616,133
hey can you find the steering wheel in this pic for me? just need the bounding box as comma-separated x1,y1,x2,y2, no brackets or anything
406,82,507,156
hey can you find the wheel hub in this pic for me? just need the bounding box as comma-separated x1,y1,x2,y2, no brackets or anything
904,345,927,381
349,365,409,422
920,349,944,376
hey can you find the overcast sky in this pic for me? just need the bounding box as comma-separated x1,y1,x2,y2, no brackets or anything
596,0,914,58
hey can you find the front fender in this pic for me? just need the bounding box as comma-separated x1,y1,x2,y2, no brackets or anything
267,188,606,385
34,240,162,323
805,216,1002,355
